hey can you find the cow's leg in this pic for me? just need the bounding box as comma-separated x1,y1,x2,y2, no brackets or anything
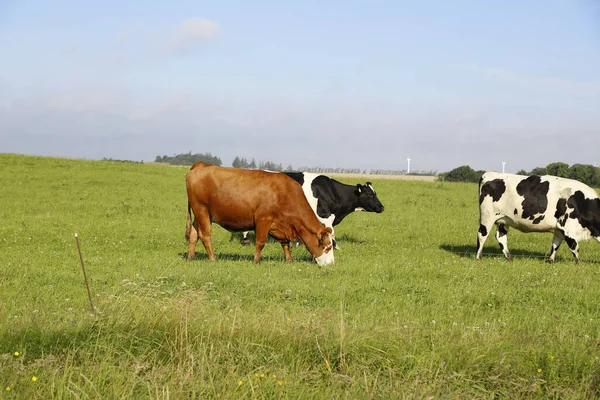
476,221,494,260
280,242,293,262
195,208,217,261
495,224,512,261
241,231,250,246
547,234,563,263
564,235,580,263
268,225,294,262
253,221,271,264
187,217,199,261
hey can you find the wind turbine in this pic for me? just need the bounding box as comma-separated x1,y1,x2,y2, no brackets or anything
407,157,411,174
502,161,506,173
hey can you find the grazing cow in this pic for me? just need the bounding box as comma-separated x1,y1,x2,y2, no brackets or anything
185,162,334,266
476,171,600,262
241,172,385,249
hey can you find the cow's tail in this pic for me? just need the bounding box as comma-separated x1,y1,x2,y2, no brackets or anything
185,201,192,242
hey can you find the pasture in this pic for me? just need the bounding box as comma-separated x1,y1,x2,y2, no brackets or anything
1,154,600,399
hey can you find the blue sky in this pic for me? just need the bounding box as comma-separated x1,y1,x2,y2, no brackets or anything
1,0,599,172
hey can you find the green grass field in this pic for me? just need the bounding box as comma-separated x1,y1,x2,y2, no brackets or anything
1,153,600,399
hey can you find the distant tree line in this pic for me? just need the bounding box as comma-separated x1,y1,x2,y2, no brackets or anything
155,152,222,166
439,162,600,188
232,157,288,171
517,162,600,187
155,152,437,175
102,158,143,164
296,167,437,175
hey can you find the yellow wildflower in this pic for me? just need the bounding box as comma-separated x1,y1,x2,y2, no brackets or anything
14,352,19,357
32,376,38,382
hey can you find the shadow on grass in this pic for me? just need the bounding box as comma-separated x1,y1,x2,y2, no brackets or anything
334,233,366,245
228,231,366,247
178,251,316,264
439,244,548,260
441,244,600,264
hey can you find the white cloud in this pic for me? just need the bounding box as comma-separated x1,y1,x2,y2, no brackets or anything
160,18,221,54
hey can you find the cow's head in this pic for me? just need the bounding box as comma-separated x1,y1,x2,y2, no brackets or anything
314,226,335,266
354,182,385,213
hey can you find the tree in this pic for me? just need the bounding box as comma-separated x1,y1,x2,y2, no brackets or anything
438,165,481,183
516,169,528,175
232,156,242,168
530,167,547,176
568,164,597,186
546,162,569,178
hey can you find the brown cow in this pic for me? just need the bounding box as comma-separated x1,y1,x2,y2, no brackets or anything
185,162,335,266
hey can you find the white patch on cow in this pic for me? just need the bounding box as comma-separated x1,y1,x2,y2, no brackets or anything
301,173,336,231
355,207,365,212
368,183,376,194
315,250,334,266
563,211,592,242
314,233,335,266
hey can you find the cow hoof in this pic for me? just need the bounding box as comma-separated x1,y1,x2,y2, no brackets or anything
506,255,513,262
241,239,250,246
545,258,555,264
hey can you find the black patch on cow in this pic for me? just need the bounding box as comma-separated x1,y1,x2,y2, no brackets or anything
283,172,305,187
516,176,549,220
478,224,488,237
566,190,600,237
497,224,508,237
564,235,578,251
555,198,567,220
479,179,506,204
311,175,336,219
532,215,545,224
514,208,518,215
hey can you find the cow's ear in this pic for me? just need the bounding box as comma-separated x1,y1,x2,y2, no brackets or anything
355,184,363,195
325,227,333,234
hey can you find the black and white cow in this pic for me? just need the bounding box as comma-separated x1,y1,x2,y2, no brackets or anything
241,172,385,249
476,171,600,262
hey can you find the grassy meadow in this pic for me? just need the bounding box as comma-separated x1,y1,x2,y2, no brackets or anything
1,153,600,399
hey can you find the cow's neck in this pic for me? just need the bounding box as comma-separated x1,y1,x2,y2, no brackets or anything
330,180,359,225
